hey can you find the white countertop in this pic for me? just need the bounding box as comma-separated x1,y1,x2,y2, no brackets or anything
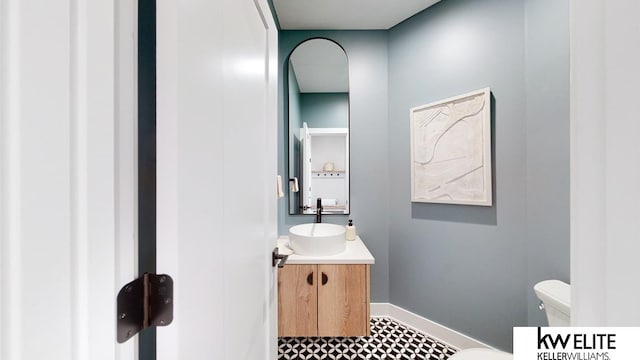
278,235,375,264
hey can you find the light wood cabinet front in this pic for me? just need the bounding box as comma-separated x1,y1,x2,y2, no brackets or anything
318,264,370,336
278,264,317,337
278,263,370,337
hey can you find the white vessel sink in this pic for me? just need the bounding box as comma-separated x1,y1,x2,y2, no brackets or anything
288,223,346,256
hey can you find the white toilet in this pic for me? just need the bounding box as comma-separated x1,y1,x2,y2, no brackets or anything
448,279,570,360
533,280,570,326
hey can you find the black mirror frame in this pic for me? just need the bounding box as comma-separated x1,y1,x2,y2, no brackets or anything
285,37,351,216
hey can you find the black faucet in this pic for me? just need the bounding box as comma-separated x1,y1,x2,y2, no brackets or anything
316,197,322,223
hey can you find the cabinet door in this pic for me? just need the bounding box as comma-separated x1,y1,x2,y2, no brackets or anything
318,264,370,336
278,264,318,337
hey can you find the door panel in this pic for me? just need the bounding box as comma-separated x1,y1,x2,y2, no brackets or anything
156,0,277,358
278,265,318,337
317,265,369,337
0,1,135,359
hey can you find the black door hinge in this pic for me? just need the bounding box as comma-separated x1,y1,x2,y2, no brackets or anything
117,273,174,343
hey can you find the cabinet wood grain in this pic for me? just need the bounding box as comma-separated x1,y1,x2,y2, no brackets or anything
278,264,317,337
317,264,369,337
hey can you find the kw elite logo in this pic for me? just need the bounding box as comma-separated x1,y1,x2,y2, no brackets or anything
536,327,615,360
513,327,638,360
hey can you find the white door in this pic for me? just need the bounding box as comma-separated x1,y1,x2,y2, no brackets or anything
0,0,137,359
570,0,640,325
156,0,278,359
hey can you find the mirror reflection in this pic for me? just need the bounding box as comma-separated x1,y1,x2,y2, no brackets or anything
288,39,350,215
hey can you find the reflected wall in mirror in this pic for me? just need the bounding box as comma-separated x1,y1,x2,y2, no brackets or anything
288,38,350,215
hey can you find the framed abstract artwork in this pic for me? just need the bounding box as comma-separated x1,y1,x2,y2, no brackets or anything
410,88,492,206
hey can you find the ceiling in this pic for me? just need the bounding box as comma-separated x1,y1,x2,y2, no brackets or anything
272,0,441,30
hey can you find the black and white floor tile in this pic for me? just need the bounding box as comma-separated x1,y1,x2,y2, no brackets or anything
278,317,458,360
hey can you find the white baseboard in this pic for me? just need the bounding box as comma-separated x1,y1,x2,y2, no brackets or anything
371,303,495,350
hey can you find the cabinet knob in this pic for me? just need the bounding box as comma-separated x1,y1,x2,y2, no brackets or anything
321,272,328,285
306,273,313,286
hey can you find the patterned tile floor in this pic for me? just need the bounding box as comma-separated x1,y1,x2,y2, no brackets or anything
278,317,458,360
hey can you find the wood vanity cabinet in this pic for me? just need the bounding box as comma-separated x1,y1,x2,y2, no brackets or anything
278,264,370,337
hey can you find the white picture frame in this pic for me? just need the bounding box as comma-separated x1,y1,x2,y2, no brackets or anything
410,87,492,206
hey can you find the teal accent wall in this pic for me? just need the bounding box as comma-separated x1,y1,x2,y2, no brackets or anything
524,0,570,329
288,66,302,211
288,66,302,142
388,0,526,350
300,93,349,128
387,0,569,351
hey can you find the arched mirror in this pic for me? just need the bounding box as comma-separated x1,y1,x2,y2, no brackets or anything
287,38,350,215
